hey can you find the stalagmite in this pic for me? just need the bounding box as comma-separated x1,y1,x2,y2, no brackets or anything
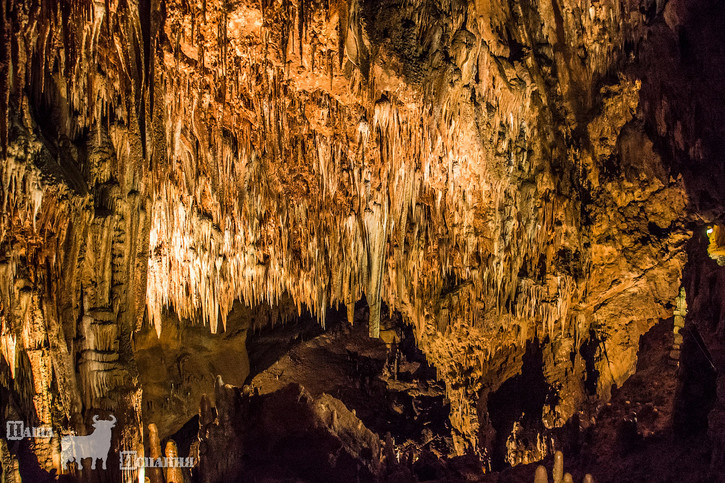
135,443,146,483
553,450,564,483
164,440,185,483
147,424,164,483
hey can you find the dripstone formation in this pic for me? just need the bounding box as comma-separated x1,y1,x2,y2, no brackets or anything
1,0,724,480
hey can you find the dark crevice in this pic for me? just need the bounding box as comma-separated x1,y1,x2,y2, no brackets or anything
487,340,550,470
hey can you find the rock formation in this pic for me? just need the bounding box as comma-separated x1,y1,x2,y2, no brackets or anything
1,0,724,480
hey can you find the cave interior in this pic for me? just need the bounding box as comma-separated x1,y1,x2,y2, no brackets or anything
1,0,725,481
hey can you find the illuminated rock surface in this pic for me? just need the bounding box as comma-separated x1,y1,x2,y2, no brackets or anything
0,0,724,480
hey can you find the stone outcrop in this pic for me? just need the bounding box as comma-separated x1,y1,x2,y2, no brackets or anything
134,298,299,438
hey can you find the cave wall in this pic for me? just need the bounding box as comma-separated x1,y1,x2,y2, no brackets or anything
681,232,725,472
134,297,304,438
0,0,153,474
2,0,722,477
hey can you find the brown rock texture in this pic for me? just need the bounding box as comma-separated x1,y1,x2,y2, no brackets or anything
134,298,299,437
195,377,383,482
1,0,724,479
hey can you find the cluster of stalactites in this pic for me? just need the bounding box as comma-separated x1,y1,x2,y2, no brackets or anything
145,57,578,343
143,0,606,341
0,134,50,381
0,0,627,349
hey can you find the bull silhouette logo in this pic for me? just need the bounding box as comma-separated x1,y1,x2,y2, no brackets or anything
61,414,116,470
